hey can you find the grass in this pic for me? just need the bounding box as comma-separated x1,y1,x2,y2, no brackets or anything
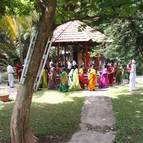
1,79,143,143
107,80,143,143
0,90,84,143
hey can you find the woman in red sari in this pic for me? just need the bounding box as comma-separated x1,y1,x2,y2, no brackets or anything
79,65,85,89
16,63,22,81
107,63,115,86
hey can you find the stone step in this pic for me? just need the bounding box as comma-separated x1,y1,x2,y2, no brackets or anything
66,130,115,143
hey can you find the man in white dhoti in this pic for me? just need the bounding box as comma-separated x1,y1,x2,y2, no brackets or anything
7,64,15,88
129,59,136,91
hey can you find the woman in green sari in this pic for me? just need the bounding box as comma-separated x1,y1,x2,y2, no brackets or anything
58,67,68,92
115,63,123,84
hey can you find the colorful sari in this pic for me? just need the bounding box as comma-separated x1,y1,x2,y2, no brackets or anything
116,66,123,84
41,69,48,88
88,68,96,91
98,68,109,88
58,71,68,92
69,68,81,91
79,68,85,89
68,68,74,86
48,67,57,89
107,65,114,86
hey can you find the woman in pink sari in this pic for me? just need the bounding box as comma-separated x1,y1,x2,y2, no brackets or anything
98,66,109,88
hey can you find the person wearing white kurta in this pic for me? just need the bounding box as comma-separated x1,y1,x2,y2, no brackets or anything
7,64,15,88
129,60,136,91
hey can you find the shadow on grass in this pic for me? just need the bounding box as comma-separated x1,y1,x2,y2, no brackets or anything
112,87,143,143
0,96,84,143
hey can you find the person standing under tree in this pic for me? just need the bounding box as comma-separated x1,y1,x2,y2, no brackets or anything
129,59,136,91
7,64,15,88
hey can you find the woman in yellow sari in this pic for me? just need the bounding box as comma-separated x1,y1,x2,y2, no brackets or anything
40,68,48,88
69,65,81,91
88,64,96,91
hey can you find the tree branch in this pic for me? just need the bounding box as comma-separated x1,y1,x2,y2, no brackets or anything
37,0,48,13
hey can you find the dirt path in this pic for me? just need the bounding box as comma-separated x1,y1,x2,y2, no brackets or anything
66,89,116,143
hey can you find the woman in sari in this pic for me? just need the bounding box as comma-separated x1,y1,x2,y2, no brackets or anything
48,65,57,89
125,61,131,83
69,65,81,91
68,66,74,86
98,66,109,88
107,63,115,86
88,64,96,91
79,65,85,89
115,63,123,84
40,67,48,88
58,67,68,92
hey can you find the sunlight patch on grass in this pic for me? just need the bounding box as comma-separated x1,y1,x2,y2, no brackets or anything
33,90,84,104
0,90,84,142
108,81,143,99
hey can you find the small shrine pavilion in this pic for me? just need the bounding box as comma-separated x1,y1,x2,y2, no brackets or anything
52,20,106,69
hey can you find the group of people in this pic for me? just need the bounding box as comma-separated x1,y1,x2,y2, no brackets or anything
41,59,136,92
40,63,97,92
98,59,136,91
4,58,136,93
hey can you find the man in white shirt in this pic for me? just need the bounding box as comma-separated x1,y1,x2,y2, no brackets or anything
72,60,77,66
129,59,136,91
7,64,15,88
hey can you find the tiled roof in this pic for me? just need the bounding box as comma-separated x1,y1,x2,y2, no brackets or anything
52,20,106,43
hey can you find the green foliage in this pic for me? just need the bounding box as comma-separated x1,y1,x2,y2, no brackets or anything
90,16,143,74
0,32,19,65
0,0,35,16
56,0,143,25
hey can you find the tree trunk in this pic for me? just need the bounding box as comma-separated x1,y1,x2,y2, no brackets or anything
10,1,56,143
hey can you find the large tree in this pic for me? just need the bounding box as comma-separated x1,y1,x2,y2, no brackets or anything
10,0,56,143
1,0,143,143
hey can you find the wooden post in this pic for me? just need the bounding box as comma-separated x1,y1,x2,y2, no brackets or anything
64,46,66,65
57,43,60,66
85,42,89,70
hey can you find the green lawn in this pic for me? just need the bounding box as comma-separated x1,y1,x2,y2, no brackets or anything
108,80,143,143
0,90,84,143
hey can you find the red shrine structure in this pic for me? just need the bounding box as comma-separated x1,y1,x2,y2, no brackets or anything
51,20,106,69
